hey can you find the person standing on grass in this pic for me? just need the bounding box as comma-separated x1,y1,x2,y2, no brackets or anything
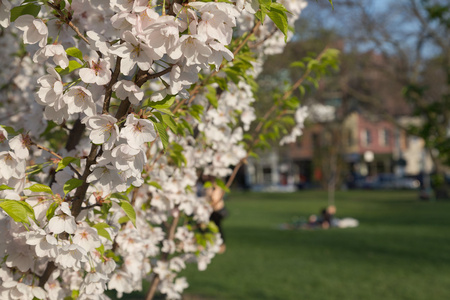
206,184,228,254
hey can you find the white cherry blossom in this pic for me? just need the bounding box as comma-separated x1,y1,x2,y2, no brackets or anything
33,44,69,68
83,114,119,150
119,114,157,149
79,58,111,86
112,80,144,105
14,15,48,47
63,86,96,116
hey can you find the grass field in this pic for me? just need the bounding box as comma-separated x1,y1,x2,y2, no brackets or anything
177,190,450,300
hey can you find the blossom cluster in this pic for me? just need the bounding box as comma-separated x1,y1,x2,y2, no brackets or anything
0,0,309,299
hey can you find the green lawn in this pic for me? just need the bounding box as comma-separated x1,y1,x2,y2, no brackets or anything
179,190,450,300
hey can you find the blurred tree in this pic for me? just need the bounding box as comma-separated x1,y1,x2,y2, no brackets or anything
258,0,449,198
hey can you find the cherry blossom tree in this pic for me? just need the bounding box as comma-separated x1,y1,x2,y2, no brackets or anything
0,0,338,299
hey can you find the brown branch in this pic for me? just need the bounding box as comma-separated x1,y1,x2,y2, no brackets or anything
46,1,90,45
115,67,173,121
103,57,122,114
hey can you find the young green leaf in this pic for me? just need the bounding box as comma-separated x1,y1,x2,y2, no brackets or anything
154,122,169,150
56,156,81,172
92,223,112,241
0,185,13,191
65,47,84,61
161,115,178,134
148,181,162,190
268,7,289,42
214,178,230,193
63,178,84,195
10,3,41,22
0,200,36,224
27,184,53,195
119,200,137,228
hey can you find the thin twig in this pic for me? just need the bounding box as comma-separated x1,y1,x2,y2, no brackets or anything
34,143,82,178
46,1,90,45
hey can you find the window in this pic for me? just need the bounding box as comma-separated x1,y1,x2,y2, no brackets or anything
361,129,372,146
379,128,390,146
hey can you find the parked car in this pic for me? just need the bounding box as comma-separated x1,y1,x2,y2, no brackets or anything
352,174,421,190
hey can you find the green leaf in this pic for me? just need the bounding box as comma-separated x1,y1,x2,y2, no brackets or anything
110,193,128,201
10,3,41,22
65,47,83,61
255,10,266,23
268,8,289,42
154,122,169,150
215,178,230,193
161,115,178,134
27,184,53,195
92,223,112,241
46,202,58,221
56,156,81,172
63,178,83,195
0,125,16,135
206,86,218,109
118,215,130,224
0,200,35,224
55,60,83,76
148,95,176,113
290,61,305,68
270,2,289,13
148,181,162,190
258,0,272,10
203,181,213,188
119,200,136,228
0,185,13,191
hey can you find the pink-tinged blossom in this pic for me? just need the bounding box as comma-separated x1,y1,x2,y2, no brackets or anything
33,44,69,68
80,271,108,295
132,6,160,32
236,0,260,14
48,202,77,234
79,58,111,86
36,68,64,108
0,127,8,144
25,225,58,258
14,15,48,47
119,114,157,149
178,35,212,67
73,225,102,252
108,271,133,298
86,31,110,56
0,151,25,180
143,16,185,60
5,282,47,300
86,165,126,193
54,242,87,270
112,80,144,105
111,143,146,174
208,41,234,71
110,31,161,75
190,2,238,44
63,86,96,116
82,115,119,150
8,133,32,159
